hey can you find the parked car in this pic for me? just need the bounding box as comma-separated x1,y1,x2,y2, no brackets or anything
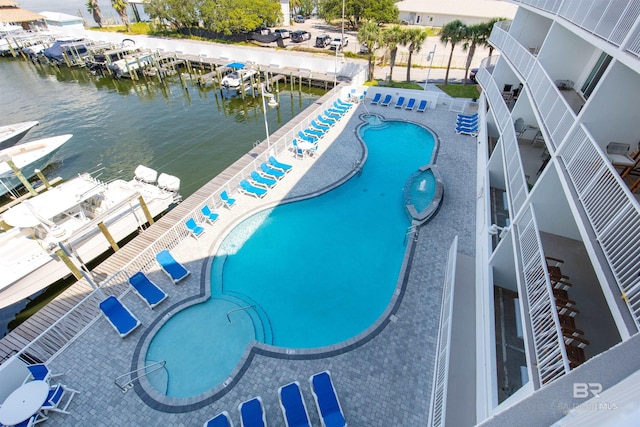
469,68,478,83
359,42,376,54
255,27,271,35
291,30,311,43
315,34,332,48
274,29,290,39
329,35,349,50
294,15,305,23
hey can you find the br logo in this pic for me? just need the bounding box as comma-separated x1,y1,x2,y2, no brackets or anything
573,383,602,398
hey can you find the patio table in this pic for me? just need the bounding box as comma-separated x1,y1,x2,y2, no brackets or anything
0,380,49,426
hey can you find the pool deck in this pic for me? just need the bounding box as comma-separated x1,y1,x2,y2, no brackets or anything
42,99,477,426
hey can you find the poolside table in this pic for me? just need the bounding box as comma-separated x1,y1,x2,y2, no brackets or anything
0,380,49,426
297,141,317,156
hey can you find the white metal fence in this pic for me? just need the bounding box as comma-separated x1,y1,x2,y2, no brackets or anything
560,125,640,329
11,88,350,364
516,206,571,385
428,236,458,427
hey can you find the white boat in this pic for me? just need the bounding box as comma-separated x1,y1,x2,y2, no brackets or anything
0,121,39,150
107,51,155,78
221,68,258,98
0,135,71,197
0,166,181,309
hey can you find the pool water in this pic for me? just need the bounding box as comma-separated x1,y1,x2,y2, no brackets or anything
409,170,437,212
146,119,436,397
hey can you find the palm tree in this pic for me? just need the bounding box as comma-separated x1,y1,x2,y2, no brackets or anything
111,0,130,32
358,22,381,81
480,17,508,57
86,0,103,28
462,23,485,85
440,19,467,85
382,26,405,83
404,27,427,82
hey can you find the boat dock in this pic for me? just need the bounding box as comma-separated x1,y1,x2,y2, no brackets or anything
0,85,344,362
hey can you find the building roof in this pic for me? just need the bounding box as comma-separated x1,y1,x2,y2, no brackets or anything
40,11,84,23
0,1,19,7
0,7,44,23
396,0,517,19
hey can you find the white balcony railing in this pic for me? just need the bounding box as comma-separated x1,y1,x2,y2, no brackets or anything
560,125,640,329
428,236,458,427
512,0,640,56
516,206,571,385
477,65,529,215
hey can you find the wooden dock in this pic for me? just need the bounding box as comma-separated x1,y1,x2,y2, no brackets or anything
0,85,343,361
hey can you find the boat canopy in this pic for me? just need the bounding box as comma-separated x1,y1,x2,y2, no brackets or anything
3,175,104,227
226,62,245,70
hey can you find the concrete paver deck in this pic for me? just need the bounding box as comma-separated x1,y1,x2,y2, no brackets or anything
43,96,477,426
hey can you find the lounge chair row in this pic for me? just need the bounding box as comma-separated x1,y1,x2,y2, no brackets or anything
370,93,427,112
99,250,189,338
455,113,479,136
204,370,346,427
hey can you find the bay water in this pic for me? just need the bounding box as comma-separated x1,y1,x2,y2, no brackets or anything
0,55,324,335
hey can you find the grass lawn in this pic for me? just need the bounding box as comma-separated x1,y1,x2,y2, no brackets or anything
364,80,424,90
436,84,480,99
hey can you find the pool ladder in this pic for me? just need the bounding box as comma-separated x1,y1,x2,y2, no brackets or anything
226,305,256,323
115,360,166,393
404,225,419,246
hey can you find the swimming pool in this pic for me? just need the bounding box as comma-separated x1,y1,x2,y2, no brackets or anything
145,118,437,398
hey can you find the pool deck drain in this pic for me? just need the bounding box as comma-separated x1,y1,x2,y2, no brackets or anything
42,103,477,426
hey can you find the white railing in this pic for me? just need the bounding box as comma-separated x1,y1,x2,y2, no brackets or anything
512,0,640,56
8,88,350,364
428,236,458,427
560,125,640,328
477,66,528,216
516,207,571,385
490,20,576,153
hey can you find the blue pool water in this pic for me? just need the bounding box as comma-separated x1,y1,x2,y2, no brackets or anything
409,170,437,212
146,119,436,397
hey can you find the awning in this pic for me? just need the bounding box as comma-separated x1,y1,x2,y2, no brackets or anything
0,7,45,23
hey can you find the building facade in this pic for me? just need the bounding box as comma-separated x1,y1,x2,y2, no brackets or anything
430,1,640,425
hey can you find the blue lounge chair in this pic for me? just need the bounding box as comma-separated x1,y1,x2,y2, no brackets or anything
310,371,346,427
394,96,406,108
456,124,479,136
268,156,292,173
186,217,205,239
220,190,236,209
416,100,428,112
318,115,336,125
297,131,318,144
128,271,168,309
40,383,79,415
155,249,190,283
240,179,267,198
332,101,349,112
201,205,219,225
405,98,416,110
336,98,351,109
279,381,311,427
204,411,234,427
238,396,266,427
458,113,478,120
303,128,324,139
324,110,341,120
251,171,277,188
457,117,478,124
260,162,285,179
311,120,330,132
99,296,141,338
370,93,382,105
380,94,392,106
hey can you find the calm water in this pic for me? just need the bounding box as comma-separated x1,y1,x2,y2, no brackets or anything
146,120,436,397
0,56,324,335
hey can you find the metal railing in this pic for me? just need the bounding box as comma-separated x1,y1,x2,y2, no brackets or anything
428,236,458,427
477,66,529,216
512,0,640,57
115,360,167,393
516,207,571,385
6,88,350,365
560,125,640,328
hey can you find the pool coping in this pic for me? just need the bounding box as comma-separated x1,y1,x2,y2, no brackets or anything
130,114,442,412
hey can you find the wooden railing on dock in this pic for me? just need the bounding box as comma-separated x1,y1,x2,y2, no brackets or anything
0,85,348,363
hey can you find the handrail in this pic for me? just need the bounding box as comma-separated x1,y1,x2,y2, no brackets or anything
226,305,256,323
114,360,166,393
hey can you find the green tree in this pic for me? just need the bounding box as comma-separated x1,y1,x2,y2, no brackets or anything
480,17,508,57
111,0,130,32
86,0,103,28
357,22,381,80
461,23,484,85
298,0,315,18
319,0,398,28
404,27,427,82
146,0,200,29
382,25,405,83
200,0,282,35
439,19,467,85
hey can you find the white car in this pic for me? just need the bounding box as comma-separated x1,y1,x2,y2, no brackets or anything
329,36,349,50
